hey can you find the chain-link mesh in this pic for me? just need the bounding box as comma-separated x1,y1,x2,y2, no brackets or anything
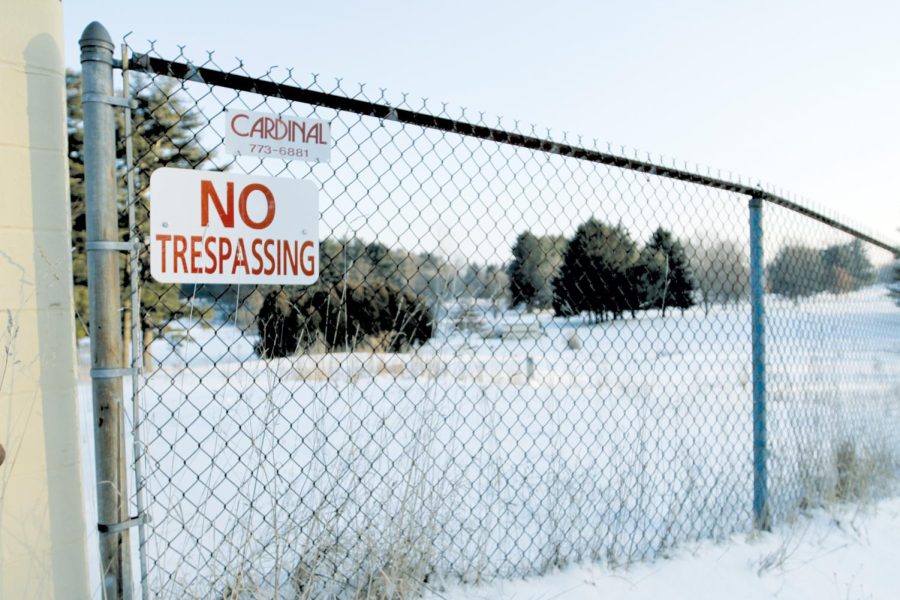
108,42,900,598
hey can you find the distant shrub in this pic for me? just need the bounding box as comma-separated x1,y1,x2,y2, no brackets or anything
768,245,828,301
256,290,303,358
256,281,434,358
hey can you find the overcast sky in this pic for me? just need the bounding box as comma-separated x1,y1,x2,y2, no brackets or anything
63,1,900,246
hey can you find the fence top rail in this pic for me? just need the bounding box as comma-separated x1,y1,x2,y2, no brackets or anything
123,52,898,256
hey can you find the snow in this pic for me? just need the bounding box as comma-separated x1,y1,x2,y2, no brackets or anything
75,286,900,598
424,496,900,600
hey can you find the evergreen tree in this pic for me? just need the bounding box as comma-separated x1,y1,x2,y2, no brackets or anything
67,72,89,336
553,219,640,322
508,232,565,310
509,232,539,308
638,228,695,315
634,245,668,312
68,72,215,367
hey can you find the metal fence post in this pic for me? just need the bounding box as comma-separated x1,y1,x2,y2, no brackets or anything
748,196,769,530
80,21,133,599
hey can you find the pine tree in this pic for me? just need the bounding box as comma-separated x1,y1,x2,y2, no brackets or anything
638,228,695,315
67,72,90,337
553,226,588,319
508,232,565,310
634,244,668,312
553,219,639,322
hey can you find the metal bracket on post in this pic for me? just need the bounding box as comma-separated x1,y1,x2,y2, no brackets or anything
86,240,133,252
91,367,140,379
98,514,150,535
749,196,769,531
83,92,138,109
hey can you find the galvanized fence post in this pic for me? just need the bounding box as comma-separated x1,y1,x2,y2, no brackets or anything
748,196,769,530
80,21,134,599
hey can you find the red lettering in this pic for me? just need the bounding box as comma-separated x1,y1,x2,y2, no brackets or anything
300,240,316,276
172,235,188,273
263,239,276,275
291,120,305,143
238,114,325,145
230,113,250,137
189,235,202,273
201,180,234,228
232,239,249,275
239,183,276,230
155,234,171,272
283,240,298,275
307,122,322,144
272,118,288,141
250,239,264,275
218,237,232,268
204,236,218,274
249,118,266,138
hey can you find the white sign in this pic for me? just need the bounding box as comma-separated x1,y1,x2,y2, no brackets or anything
150,168,319,285
224,110,330,162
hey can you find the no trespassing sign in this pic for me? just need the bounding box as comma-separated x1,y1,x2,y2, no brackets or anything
149,168,319,285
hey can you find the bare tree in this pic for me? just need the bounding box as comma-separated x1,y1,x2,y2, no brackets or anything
686,239,750,314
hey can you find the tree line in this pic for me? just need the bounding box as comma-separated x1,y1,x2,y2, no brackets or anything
508,222,697,322
767,240,875,301
507,225,881,318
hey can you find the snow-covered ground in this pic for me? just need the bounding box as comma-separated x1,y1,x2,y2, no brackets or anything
76,286,900,598
424,496,900,600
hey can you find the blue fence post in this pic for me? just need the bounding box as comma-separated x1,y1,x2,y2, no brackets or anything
748,196,770,530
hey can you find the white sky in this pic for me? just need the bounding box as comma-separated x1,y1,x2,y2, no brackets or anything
63,0,900,247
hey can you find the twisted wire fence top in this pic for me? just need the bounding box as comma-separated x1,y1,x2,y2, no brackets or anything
101,39,900,599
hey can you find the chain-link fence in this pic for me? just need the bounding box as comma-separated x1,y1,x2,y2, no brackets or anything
78,30,900,599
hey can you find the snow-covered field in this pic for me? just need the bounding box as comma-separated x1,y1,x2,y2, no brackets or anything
423,496,900,600
77,287,900,598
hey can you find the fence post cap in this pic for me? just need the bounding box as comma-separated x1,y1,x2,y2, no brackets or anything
79,21,113,50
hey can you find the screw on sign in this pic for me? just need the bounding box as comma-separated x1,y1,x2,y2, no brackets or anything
150,168,320,285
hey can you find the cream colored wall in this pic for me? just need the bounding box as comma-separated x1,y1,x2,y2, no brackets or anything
0,0,92,597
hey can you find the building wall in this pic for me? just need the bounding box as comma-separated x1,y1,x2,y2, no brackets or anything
0,0,92,597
